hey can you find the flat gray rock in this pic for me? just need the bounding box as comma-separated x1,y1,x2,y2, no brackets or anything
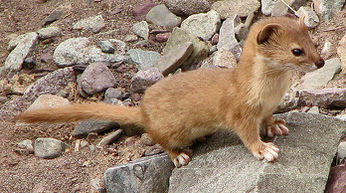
104,153,174,193
73,120,119,138
313,0,345,21
3,32,38,73
297,6,319,28
169,112,345,193
211,0,260,19
145,4,181,28
53,38,124,67
127,49,161,70
72,15,105,33
163,0,210,16
132,21,149,40
37,27,62,39
299,57,341,90
181,10,221,41
34,138,66,159
154,42,193,76
261,0,279,15
163,28,209,69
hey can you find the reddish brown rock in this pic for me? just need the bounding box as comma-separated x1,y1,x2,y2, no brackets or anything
298,88,346,109
133,0,157,21
325,164,346,193
155,32,171,42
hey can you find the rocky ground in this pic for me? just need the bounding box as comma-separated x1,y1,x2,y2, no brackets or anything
0,0,345,192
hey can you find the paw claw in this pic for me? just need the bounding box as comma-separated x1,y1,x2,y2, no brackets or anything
253,142,279,162
265,119,289,137
173,152,191,168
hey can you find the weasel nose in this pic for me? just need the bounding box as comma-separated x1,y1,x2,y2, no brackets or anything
315,59,324,68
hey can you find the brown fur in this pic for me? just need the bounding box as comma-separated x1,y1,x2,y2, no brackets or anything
16,16,324,167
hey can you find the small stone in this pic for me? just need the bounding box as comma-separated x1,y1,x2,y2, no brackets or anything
234,23,249,42
211,33,219,45
133,0,157,20
130,67,163,93
181,10,221,41
271,0,295,16
37,27,62,39
25,94,71,112
41,10,64,26
337,34,346,73
98,129,123,146
321,40,333,59
217,15,242,59
145,4,181,28
212,49,237,69
154,42,193,76
79,62,117,95
276,91,299,113
73,15,105,33
141,133,155,146
307,106,319,114
297,6,319,28
99,40,115,53
23,57,37,69
108,39,127,53
127,49,161,70
155,32,170,42
211,0,260,19
132,21,149,40
337,141,346,162
73,120,119,138
3,32,38,73
34,138,65,159
163,0,210,16
163,28,209,69
124,35,139,42
40,52,53,63
261,0,279,15
17,139,34,154
104,88,123,101
90,178,106,193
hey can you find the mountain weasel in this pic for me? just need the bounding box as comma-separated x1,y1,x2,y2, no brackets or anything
16,16,324,167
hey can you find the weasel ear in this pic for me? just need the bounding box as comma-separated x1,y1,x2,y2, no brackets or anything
257,24,281,44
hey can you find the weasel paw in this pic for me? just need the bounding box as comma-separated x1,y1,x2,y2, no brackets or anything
253,142,279,162
173,152,191,168
265,119,289,137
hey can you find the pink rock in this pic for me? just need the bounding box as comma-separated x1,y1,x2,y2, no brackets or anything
155,32,171,42
298,88,346,108
324,164,346,193
211,33,219,45
133,0,157,21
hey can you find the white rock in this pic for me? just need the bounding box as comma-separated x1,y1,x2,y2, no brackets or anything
297,6,319,28
132,21,149,40
181,10,221,41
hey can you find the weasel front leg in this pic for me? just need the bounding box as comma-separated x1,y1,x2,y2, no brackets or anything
262,116,289,137
233,119,279,162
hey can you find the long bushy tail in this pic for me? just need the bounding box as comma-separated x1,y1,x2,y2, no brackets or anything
15,103,144,126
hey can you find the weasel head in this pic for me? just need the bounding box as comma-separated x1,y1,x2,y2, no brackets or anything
254,17,324,73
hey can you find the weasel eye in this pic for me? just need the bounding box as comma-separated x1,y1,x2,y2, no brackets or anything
292,48,304,56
